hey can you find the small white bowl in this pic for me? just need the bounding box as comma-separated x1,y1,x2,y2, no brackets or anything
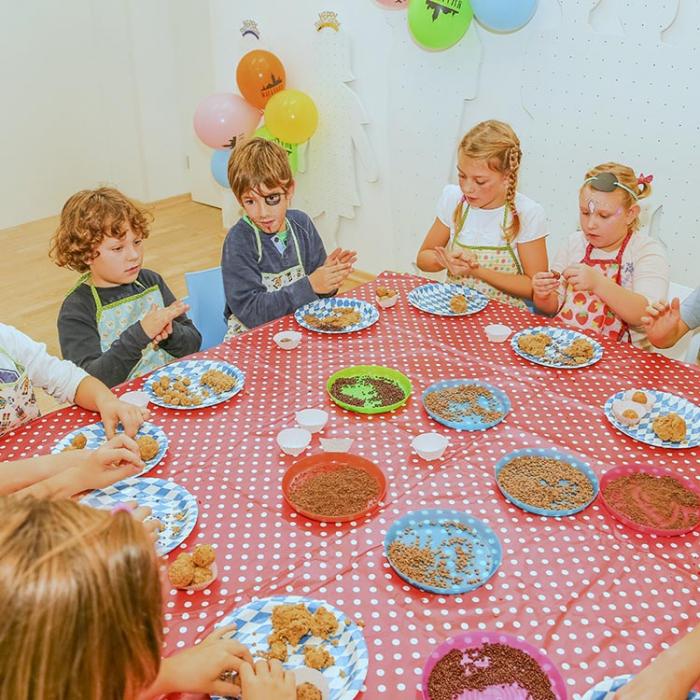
320,437,354,452
276,428,312,456
411,432,449,461
485,324,512,343
293,667,330,700
296,408,329,433
273,330,302,350
376,293,398,309
119,390,150,408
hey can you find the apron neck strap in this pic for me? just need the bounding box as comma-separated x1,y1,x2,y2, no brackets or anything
244,215,300,267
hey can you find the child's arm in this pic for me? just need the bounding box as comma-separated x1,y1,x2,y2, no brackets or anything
239,659,296,700
612,626,700,700
58,291,153,388
416,218,451,271
532,271,562,315
641,298,690,348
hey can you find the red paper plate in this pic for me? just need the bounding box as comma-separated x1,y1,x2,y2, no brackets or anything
599,464,700,537
282,452,387,522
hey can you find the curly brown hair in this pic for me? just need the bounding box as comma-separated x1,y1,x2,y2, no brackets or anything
50,187,152,272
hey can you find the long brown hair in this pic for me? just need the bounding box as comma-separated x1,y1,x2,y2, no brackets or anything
0,497,163,700
453,120,522,243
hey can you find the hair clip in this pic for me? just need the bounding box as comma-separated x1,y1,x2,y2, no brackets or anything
637,173,654,185
111,502,135,515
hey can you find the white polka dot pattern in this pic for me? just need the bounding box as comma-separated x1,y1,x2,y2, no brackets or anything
1,271,699,700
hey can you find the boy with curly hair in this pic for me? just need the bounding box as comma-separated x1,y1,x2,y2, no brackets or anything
51,188,201,387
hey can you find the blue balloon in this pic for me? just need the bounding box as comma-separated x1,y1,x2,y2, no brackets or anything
210,149,231,188
471,0,537,33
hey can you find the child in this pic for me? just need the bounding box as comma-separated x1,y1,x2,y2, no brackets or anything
50,188,201,388
416,120,549,308
0,495,295,700
222,137,357,336
641,287,700,351
0,321,146,438
532,164,670,348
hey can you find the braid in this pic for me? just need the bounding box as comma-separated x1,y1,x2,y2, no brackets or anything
453,197,465,236
504,146,521,243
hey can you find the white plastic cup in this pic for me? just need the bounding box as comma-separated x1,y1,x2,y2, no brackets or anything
485,324,512,343
292,667,330,700
376,293,398,309
320,437,354,452
295,408,329,433
273,330,302,350
276,428,312,456
119,390,151,408
411,432,449,461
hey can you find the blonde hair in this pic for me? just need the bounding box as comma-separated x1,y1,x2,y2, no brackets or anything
227,137,293,203
581,162,652,233
0,496,163,700
453,120,522,243
50,187,152,273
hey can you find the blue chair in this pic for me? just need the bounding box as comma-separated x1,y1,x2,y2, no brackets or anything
184,266,228,350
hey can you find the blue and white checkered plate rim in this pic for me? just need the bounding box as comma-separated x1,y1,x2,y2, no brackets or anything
51,421,168,476
212,595,369,700
144,359,244,410
604,389,700,449
582,674,700,699
511,326,603,369
80,476,197,556
384,509,502,595
294,297,379,334
407,283,489,316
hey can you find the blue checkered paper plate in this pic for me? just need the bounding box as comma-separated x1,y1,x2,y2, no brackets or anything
52,421,168,476
407,283,488,316
582,674,700,699
385,509,501,595
494,447,599,517
604,390,700,449
511,326,603,368
212,595,368,700
144,359,244,410
294,297,379,334
422,379,510,431
80,477,197,556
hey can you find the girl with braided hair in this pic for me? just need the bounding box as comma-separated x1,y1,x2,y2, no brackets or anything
416,120,549,308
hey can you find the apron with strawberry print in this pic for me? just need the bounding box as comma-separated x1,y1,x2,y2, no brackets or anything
556,231,633,342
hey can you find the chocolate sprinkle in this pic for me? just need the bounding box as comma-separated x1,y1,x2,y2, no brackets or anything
330,375,406,408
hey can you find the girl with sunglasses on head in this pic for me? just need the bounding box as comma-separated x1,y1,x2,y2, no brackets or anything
533,163,669,348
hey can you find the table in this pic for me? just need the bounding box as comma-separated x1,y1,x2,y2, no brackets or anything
3,272,699,700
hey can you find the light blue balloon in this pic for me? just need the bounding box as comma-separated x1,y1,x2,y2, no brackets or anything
210,148,231,188
472,0,537,33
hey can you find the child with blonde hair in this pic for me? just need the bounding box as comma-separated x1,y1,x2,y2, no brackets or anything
416,119,549,308
50,188,201,387
533,163,670,347
222,137,357,336
0,495,295,700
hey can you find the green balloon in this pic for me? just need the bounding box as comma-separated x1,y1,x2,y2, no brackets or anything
408,0,474,50
254,125,299,175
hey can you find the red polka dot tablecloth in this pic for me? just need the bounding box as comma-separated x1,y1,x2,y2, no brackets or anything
3,271,700,700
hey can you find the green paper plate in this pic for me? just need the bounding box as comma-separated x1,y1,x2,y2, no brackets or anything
326,365,412,415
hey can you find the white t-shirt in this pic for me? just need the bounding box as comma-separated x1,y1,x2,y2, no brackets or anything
436,185,548,268
0,323,87,404
551,231,670,348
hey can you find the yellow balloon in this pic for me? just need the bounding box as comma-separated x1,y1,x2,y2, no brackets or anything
264,89,318,144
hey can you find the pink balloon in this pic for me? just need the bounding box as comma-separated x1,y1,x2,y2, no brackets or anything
374,0,407,8
193,93,261,149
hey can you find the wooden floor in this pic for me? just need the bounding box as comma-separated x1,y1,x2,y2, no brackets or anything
1,194,373,412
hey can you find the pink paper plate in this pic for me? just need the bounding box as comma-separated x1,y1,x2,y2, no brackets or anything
421,631,567,700
599,464,700,537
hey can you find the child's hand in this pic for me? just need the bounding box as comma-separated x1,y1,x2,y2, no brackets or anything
152,625,253,698
562,263,603,293
326,247,358,266
140,301,189,341
239,659,296,700
309,262,353,294
434,247,477,278
641,298,685,348
532,271,561,298
97,396,149,439
611,666,691,700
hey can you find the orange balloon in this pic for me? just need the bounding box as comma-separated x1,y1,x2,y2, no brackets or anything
236,50,286,110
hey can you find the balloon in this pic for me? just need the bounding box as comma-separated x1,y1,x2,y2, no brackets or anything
210,149,231,188
472,0,537,32
408,0,474,50
193,93,261,149
254,126,299,174
374,0,408,8
236,50,286,110
264,90,318,145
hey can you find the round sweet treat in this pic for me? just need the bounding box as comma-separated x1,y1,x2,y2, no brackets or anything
193,544,216,567
653,413,687,442
623,389,655,409
168,555,195,588
611,400,646,426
